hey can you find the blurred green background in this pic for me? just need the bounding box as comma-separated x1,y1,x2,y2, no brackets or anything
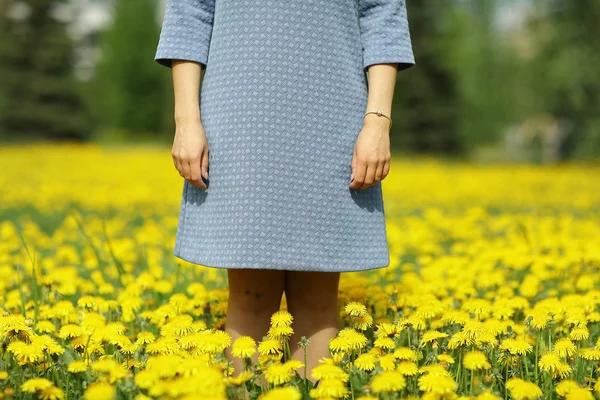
0,0,598,164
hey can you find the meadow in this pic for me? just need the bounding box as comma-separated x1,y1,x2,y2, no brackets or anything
1,143,599,400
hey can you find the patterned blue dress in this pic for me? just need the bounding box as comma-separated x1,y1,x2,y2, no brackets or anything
155,0,415,272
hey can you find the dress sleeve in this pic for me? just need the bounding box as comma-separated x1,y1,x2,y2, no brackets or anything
154,0,216,68
358,0,415,71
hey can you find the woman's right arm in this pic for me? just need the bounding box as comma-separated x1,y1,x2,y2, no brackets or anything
154,0,216,190
171,61,209,190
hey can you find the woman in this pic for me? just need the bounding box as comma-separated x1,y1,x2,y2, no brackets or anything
154,0,415,381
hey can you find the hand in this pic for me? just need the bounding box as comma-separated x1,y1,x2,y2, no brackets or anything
172,119,209,190
349,118,391,190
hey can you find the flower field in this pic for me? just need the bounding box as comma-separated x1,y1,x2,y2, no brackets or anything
1,143,600,400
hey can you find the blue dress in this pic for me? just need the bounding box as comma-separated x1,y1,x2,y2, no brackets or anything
155,0,415,272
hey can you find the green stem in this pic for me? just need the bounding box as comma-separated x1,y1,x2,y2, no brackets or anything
505,362,509,400
535,332,539,384
302,345,308,395
470,370,474,395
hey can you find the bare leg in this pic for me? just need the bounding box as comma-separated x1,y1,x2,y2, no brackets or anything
224,269,285,376
284,271,341,383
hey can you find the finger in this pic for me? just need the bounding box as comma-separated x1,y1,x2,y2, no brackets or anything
173,155,184,177
359,162,377,190
188,159,206,190
350,146,357,183
349,156,367,189
201,146,209,180
382,160,390,180
180,157,192,182
374,161,384,182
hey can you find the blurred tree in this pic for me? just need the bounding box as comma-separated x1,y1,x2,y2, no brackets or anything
528,0,600,159
392,0,463,155
92,0,171,139
443,0,523,151
0,0,91,141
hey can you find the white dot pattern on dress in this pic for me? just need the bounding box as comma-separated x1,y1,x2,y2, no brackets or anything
155,0,415,272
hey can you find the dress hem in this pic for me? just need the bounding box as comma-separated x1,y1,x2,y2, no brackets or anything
173,250,390,273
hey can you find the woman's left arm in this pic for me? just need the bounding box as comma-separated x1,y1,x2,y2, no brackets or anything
349,63,399,190
350,0,415,190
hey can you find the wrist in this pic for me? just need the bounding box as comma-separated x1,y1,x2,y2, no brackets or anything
175,113,201,125
363,113,392,131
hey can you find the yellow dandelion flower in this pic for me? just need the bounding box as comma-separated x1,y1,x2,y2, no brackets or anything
39,386,64,400
258,386,302,400
225,370,253,386
91,358,128,383
463,350,491,370
527,311,552,330
578,348,600,361
437,353,455,364
329,328,368,353
22,378,54,393
309,378,349,398
267,324,294,339
418,372,456,394
284,359,304,372
345,302,368,317
58,324,85,339
441,309,471,326
0,371,8,380
448,331,474,349
462,319,486,340
375,322,398,338
419,364,451,377
505,378,542,400
415,298,445,319
265,362,293,385
477,389,502,400
420,330,448,347
7,340,45,365
258,337,283,356
393,347,418,361
354,353,376,371
84,382,116,400
352,314,374,331
397,360,419,376
553,338,577,358
492,299,515,320
373,336,395,350
1,314,34,342
565,388,594,400
145,336,180,355
160,315,195,337
570,326,589,341
539,353,572,379
499,338,533,356
311,363,349,381
270,311,293,327
555,380,580,397
379,353,396,371
371,371,406,393
232,336,257,358
67,360,88,373
33,335,64,356
35,320,56,334
399,314,427,330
